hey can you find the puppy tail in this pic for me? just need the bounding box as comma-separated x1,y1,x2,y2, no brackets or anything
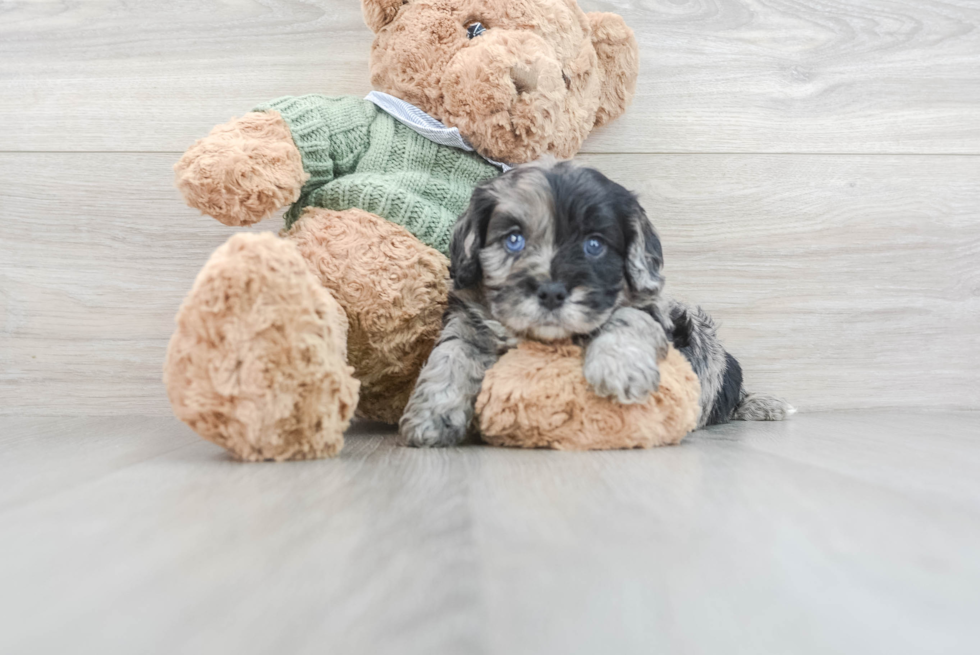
732,392,796,422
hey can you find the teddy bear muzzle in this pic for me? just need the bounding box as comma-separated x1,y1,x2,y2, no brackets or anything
440,29,568,164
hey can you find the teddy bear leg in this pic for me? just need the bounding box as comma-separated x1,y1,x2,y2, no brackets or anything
163,233,359,461
286,207,452,424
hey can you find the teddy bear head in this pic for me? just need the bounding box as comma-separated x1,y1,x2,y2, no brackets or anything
362,0,638,164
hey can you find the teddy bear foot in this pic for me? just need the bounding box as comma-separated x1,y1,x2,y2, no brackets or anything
163,233,360,461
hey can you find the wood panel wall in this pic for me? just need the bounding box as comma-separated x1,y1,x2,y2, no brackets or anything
2,0,978,415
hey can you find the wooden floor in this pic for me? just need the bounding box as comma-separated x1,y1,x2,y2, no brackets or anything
1,411,978,654
2,1,979,652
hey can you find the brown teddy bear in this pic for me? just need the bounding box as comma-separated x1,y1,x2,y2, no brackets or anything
164,0,671,460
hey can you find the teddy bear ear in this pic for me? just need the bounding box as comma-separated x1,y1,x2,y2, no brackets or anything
361,0,406,32
587,12,640,128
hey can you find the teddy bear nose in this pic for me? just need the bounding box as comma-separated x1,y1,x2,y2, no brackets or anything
510,62,539,95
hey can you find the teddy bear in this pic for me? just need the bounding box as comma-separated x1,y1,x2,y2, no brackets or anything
164,0,656,460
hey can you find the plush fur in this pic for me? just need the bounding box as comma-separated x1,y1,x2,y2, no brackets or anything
285,208,451,424
366,0,638,163
400,160,792,448
477,341,701,450
167,0,642,458
588,12,640,128
163,233,359,461
174,111,307,227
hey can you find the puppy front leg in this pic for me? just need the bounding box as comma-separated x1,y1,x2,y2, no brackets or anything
399,303,500,447
584,306,668,404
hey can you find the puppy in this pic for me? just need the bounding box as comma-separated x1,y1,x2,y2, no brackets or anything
400,160,793,447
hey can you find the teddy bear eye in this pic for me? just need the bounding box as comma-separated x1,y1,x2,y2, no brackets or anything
466,22,487,39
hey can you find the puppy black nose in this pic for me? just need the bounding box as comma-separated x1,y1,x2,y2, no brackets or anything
536,282,568,310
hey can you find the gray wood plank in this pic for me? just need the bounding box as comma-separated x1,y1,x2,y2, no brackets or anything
580,152,980,412
1,0,979,153
2,152,977,415
0,417,483,655
471,411,980,655
0,415,198,512
0,411,978,654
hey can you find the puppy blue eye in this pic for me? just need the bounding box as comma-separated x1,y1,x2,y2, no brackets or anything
504,232,525,253
583,236,605,257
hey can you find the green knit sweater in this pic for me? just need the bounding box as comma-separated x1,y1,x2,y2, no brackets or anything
253,95,500,256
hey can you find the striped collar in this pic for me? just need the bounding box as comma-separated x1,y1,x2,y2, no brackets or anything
365,91,512,171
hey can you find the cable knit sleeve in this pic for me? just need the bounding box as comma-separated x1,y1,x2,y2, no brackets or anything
253,95,378,225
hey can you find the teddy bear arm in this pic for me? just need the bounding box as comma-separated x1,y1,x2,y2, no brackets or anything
174,111,309,227
251,95,380,228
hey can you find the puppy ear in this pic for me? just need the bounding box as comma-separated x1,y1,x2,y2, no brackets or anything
587,12,639,128
624,199,664,297
450,185,496,290
362,0,404,32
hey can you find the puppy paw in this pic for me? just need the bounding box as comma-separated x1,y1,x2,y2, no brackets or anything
733,393,796,422
584,347,661,404
398,405,470,448
584,312,664,404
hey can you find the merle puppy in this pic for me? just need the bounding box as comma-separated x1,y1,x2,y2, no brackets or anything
400,159,792,447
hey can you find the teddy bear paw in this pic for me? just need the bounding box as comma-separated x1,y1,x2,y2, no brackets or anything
174,111,307,227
